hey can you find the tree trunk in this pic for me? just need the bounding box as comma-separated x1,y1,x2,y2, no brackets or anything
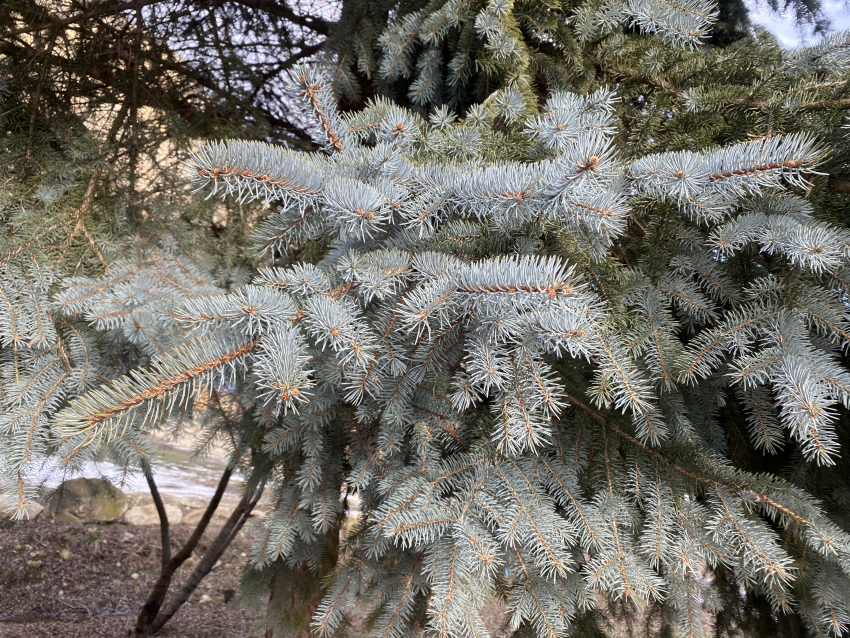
132,465,264,636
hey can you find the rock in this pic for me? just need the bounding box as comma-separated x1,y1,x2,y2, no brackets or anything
45,479,128,524
0,492,44,520
181,505,234,527
58,549,72,560
177,495,208,509
126,492,153,507
26,560,42,568
130,573,139,580
0,493,12,518
183,556,197,568
123,503,182,526
180,508,205,527
199,594,211,603
127,492,182,507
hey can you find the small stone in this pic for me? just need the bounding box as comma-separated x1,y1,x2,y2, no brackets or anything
58,549,72,560
112,579,120,586
58,590,64,596
183,556,196,568
199,594,211,603
116,562,121,567
205,583,211,590
213,560,222,569
15,544,22,550
27,560,42,568
29,551,38,557
240,552,247,558
87,526,98,533
130,573,139,580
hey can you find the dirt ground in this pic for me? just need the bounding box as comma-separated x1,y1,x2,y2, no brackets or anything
0,517,515,638
0,517,266,638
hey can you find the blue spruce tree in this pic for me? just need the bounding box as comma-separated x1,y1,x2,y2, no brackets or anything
3,0,850,636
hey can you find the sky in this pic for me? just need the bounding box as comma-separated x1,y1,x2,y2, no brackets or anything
746,0,850,47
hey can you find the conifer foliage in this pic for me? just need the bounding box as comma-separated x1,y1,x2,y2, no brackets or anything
3,0,850,634
49,26,850,634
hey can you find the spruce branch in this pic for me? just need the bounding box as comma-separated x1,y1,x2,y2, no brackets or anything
56,335,259,446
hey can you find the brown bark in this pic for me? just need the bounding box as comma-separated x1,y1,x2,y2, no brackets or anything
148,481,264,634
132,466,233,636
828,175,850,194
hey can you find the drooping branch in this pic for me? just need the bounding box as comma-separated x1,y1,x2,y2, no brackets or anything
7,0,162,37
607,63,850,112
224,0,330,36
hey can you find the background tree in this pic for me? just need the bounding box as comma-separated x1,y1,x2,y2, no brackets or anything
0,1,300,634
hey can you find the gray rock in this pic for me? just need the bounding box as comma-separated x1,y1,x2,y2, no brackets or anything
181,505,233,527
127,491,183,508
126,492,154,507
177,495,208,509
181,508,204,527
45,478,128,524
0,493,43,520
123,503,182,526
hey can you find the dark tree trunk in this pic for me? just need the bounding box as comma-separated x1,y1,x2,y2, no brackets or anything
132,467,264,637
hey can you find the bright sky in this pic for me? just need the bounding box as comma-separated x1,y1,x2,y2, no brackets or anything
746,0,850,47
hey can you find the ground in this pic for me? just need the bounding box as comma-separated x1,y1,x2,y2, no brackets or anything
0,517,265,638
0,516,514,638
